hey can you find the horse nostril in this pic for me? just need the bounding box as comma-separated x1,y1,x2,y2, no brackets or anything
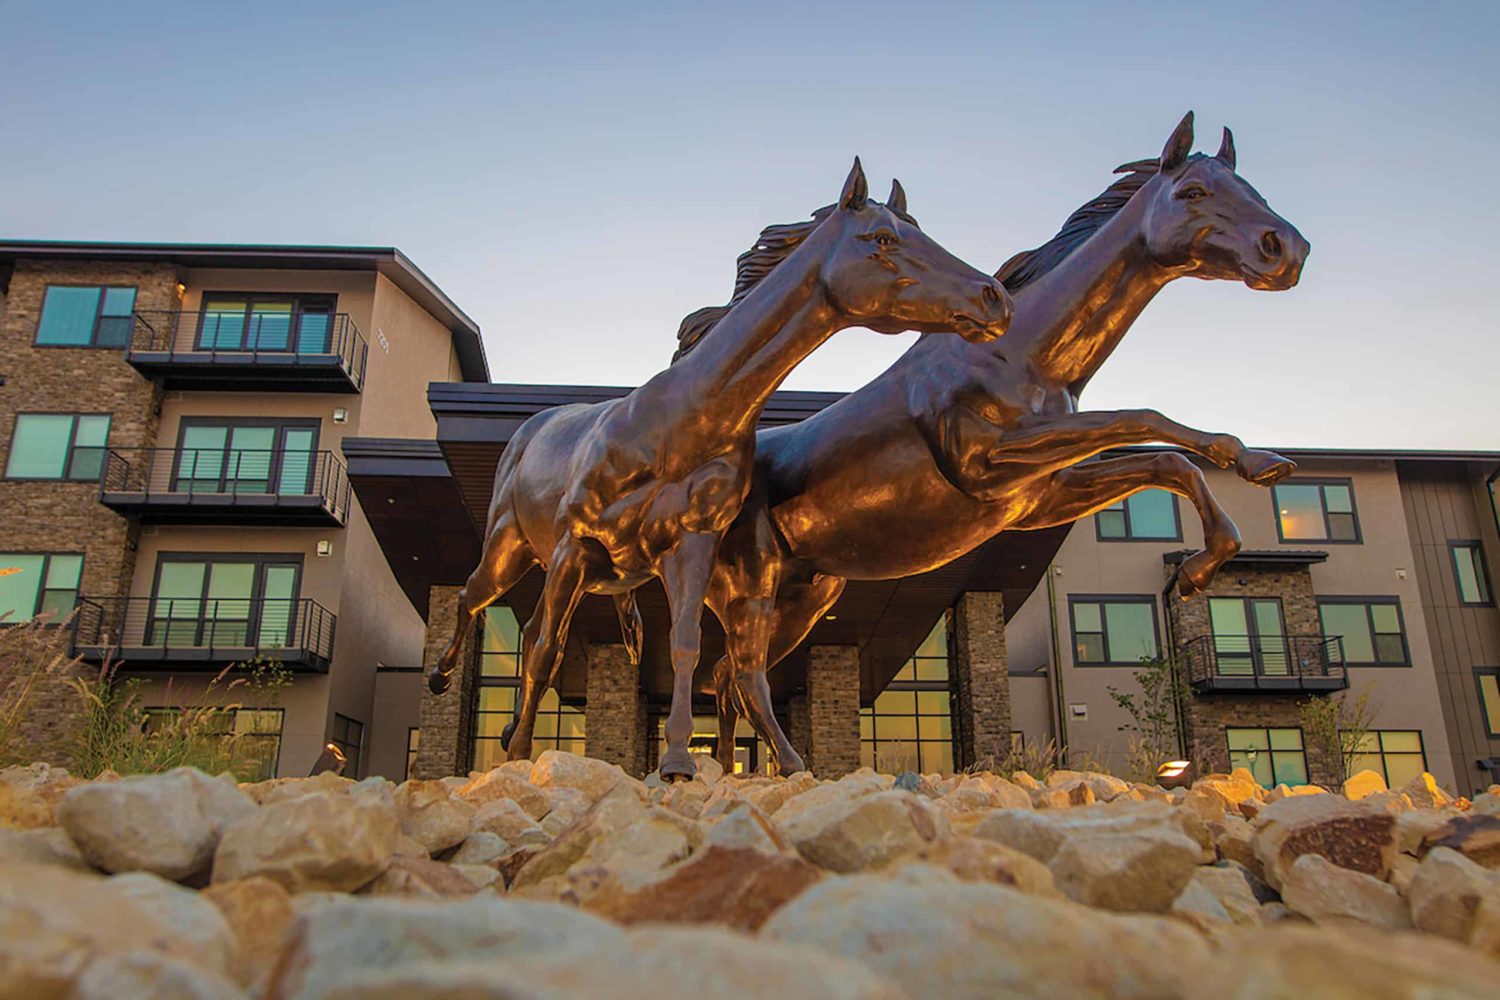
1260,230,1283,260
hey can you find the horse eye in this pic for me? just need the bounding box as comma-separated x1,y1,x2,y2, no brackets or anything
1178,186,1209,202
876,232,898,247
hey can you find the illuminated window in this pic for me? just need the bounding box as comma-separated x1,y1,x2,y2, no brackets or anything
1318,598,1409,666
471,606,584,770
5,414,111,481
0,553,82,623
1349,730,1426,788
653,714,768,775
330,714,364,776
1477,669,1500,738
1273,480,1359,543
1095,489,1181,541
860,618,954,775
1069,596,1159,666
1227,727,1307,788
405,727,420,780
1451,543,1493,606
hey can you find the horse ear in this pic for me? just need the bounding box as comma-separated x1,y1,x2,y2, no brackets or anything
1217,126,1236,170
887,178,907,215
1160,111,1194,172
839,157,868,211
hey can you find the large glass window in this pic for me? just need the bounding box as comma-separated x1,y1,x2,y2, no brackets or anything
1476,669,1500,738
35,285,136,347
471,605,585,769
652,714,768,776
1070,596,1159,666
143,707,283,781
1096,489,1181,541
1227,727,1308,788
148,555,300,647
1207,597,1288,676
1349,730,1427,788
174,420,318,496
1451,543,1493,606
330,714,364,777
5,414,110,480
1318,598,1409,666
0,553,82,623
197,295,333,353
1273,480,1360,543
860,618,954,774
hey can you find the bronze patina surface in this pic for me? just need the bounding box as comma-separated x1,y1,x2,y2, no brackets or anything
694,114,1311,774
429,160,1012,777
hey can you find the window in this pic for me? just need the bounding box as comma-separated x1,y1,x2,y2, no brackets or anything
1207,597,1288,676
143,707,283,781
1227,727,1308,788
1476,669,1500,739
471,605,584,769
1096,489,1181,541
653,714,767,776
861,618,954,774
406,728,420,780
5,414,110,480
1318,598,1410,666
1349,730,1427,788
174,419,318,496
0,553,82,623
198,294,333,353
1273,479,1360,543
1070,596,1159,666
330,714,364,777
1451,542,1493,606
149,555,301,647
35,285,136,347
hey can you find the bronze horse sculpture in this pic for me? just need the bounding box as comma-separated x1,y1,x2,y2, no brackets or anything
682,113,1311,775
428,159,1014,778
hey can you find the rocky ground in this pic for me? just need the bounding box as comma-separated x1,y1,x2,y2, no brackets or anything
2,754,1499,999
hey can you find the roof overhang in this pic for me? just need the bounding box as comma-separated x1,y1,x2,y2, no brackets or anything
0,240,487,382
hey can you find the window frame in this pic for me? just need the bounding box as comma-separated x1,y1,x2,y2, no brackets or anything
1475,667,1500,739
860,617,955,775
146,552,304,647
1348,729,1427,787
0,551,84,624
405,727,420,780
142,705,284,780
1067,594,1162,667
1272,477,1363,545
1226,726,1309,788
195,292,337,353
4,413,112,482
330,713,364,777
471,605,585,768
33,284,138,348
1449,540,1494,607
172,416,322,495
1094,489,1183,542
1316,596,1411,667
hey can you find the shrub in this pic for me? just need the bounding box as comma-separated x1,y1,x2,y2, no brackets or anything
1107,656,1185,783
1298,691,1377,786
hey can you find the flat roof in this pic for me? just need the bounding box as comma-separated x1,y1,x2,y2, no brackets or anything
0,240,487,381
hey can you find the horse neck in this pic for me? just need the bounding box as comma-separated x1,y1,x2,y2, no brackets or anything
664,229,839,441
1010,193,1170,395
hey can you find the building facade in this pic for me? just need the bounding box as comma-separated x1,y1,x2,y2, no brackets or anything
0,241,487,777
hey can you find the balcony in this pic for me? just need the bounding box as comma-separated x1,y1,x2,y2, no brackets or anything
99,448,349,526
72,596,336,672
125,310,367,392
1178,634,1348,693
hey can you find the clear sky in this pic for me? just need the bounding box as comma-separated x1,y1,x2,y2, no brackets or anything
3,1,1496,449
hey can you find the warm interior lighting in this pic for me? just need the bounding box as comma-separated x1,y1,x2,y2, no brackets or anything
824,613,837,621
1157,759,1191,778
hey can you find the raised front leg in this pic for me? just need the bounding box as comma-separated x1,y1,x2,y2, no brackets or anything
1010,452,1242,598
658,531,720,781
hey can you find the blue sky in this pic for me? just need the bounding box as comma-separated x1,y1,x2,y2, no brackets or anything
2,1,1496,448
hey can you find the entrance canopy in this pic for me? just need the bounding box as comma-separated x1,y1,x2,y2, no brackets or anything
344,382,1066,704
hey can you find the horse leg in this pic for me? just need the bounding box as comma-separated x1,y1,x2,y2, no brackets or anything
658,530,719,781
503,537,591,761
430,509,534,695
612,591,644,666
1012,452,1241,598
710,653,741,774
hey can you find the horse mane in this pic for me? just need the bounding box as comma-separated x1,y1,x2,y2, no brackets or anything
671,205,837,363
995,158,1161,292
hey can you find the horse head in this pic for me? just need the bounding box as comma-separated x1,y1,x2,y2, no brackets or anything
1139,112,1309,290
820,158,1012,342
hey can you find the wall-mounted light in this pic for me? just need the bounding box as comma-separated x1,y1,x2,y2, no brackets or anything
316,540,333,557
824,613,838,621
1068,703,1088,720
175,282,186,298
333,407,348,424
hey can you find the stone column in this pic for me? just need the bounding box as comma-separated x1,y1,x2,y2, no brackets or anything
950,591,1011,769
413,585,480,779
585,643,645,775
786,694,812,770
806,645,861,778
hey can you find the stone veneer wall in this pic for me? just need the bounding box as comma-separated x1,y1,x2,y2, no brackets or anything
413,586,479,779
805,645,861,778
949,591,1011,769
584,643,645,776
0,260,184,767
1166,562,1338,786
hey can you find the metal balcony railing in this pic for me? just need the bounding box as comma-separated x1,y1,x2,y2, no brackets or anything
72,596,336,670
99,447,349,524
1178,633,1347,692
126,311,368,391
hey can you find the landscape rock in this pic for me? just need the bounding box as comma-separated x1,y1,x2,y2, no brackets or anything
0,761,79,829
361,855,480,898
455,767,549,819
1407,846,1500,941
778,789,947,872
107,871,235,975
1401,772,1453,809
201,875,295,992
539,785,593,836
702,800,792,854
1420,813,1500,868
448,830,509,866
891,836,1060,897
1280,853,1411,930
1170,864,1264,931
530,750,631,802
452,863,502,890
1048,826,1202,913
0,824,93,872
510,784,689,898
212,789,397,893
1342,769,1387,800
1252,794,1398,890
469,795,549,847
70,951,246,1000
393,779,474,854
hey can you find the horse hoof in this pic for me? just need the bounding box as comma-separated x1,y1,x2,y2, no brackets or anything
1237,449,1296,485
659,748,698,783
776,751,807,777
1177,552,1219,600
500,720,517,752
427,670,451,695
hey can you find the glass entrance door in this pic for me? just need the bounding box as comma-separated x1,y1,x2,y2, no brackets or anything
1208,597,1289,676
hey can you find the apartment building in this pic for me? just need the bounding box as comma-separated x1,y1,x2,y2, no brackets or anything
0,241,487,777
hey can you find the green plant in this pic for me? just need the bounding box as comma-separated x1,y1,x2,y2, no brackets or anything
0,615,81,767
996,737,1060,782
1107,656,1186,783
1298,691,1377,785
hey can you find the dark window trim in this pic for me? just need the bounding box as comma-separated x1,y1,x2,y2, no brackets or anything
330,712,364,776
1067,593,1162,667
4,412,112,482
405,727,420,780
1449,540,1495,608
33,283,138,349
1316,595,1412,667
172,416,323,494
1272,477,1363,545
1225,725,1309,787
142,704,284,779
194,291,338,352
147,552,306,646
1350,728,1427,785
0,550,84,623
1094,489,1184,543
1475,667,1500,739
